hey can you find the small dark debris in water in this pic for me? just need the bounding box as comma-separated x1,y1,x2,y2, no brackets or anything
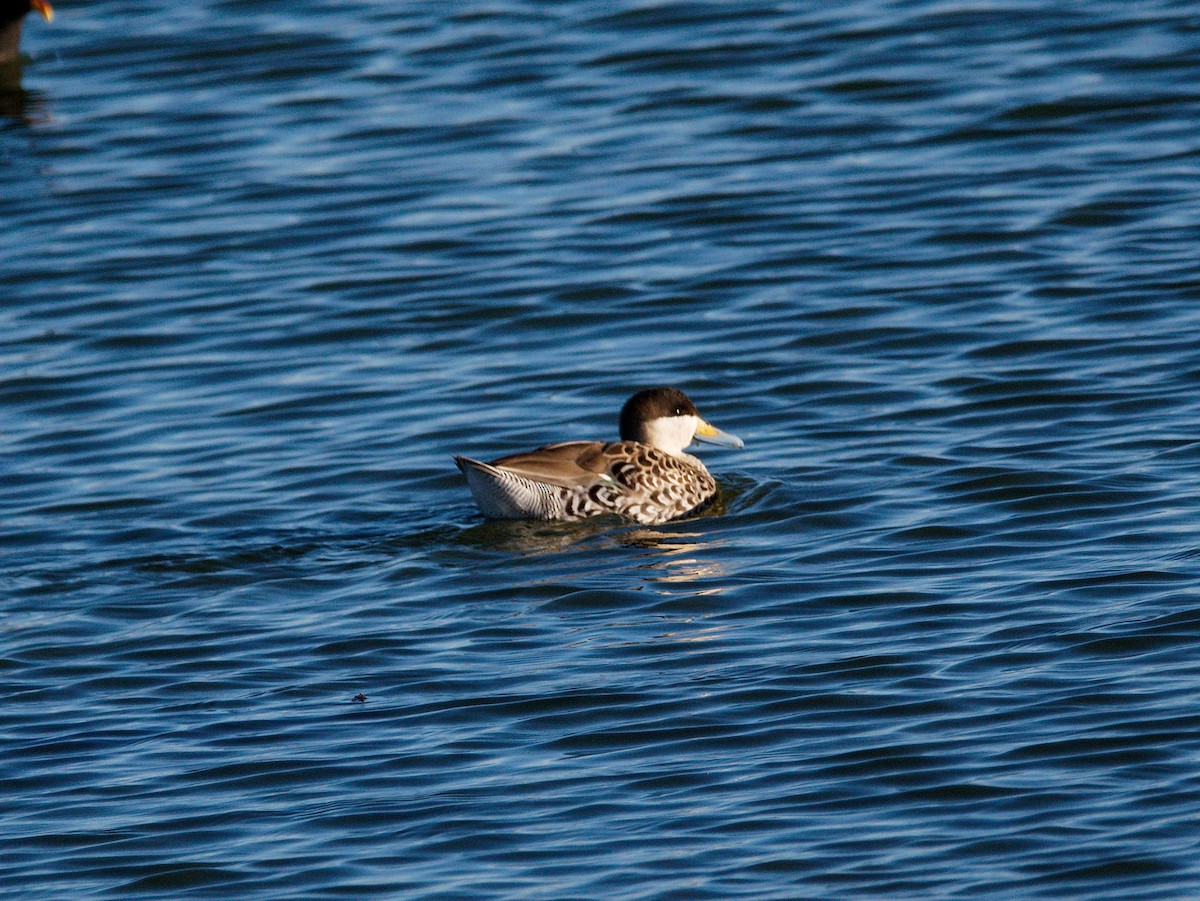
352,693,366,703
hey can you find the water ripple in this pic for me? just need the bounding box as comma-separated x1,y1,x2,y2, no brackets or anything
4,0,1200,897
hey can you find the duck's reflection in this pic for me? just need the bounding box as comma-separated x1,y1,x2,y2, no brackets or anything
0,65,46,124
458,515,626,555
457,515,725,591
1,0,53,124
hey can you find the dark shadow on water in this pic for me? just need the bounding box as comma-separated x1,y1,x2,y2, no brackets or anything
0,60,47,125
453,501,737,590
456,515,630,555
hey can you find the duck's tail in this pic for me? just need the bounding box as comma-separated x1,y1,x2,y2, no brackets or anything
454,456,561,519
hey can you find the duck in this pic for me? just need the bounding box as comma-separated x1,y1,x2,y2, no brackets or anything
455,387,743,525
0,0,52,65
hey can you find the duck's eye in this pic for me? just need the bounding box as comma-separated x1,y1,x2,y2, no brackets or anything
672,407,684,415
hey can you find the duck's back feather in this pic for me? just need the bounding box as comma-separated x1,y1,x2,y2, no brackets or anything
487,441,611,489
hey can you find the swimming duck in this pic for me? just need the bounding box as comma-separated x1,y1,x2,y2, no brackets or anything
455,387,743,525
0,0,52,65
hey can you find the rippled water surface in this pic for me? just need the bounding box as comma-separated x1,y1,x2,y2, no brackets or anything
4,1,1200,897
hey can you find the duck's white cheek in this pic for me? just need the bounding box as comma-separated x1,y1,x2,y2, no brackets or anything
668,416,699,453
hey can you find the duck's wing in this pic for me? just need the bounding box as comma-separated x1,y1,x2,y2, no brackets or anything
487,441,613,489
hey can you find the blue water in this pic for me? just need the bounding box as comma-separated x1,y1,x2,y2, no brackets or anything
4,1,1200,897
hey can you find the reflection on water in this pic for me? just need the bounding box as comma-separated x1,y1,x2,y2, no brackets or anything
458,515,726,591
456,515,628,555
628,529,727,590
0,62,44,124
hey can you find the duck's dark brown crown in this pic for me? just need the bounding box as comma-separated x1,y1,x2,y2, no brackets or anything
619,387,698,441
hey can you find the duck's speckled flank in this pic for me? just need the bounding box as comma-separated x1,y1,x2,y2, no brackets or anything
561,441,716,524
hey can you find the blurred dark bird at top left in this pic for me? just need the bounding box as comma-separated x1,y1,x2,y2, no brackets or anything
1,0,52,65
1,0,51,122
